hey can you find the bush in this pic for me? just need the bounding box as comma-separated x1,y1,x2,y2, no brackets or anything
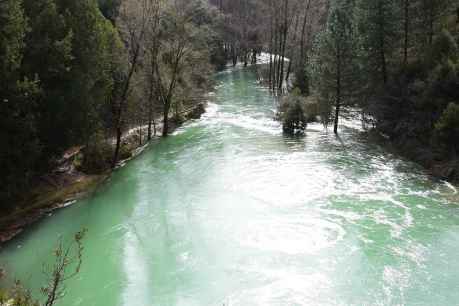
81,133,112,173
280,89,308,135
428,29,458,66
435,102,459,152
0,281,39,306
282,101,307,135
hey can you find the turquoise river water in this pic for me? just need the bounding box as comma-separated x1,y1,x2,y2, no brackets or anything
1,66,459,306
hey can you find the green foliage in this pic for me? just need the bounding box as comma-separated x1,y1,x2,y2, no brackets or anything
435,103,459,151
0,0,42,208
0,0,26,76
0,0,122,207
311,1,360,132
293,66,310,96
98,0,121,22
427,29,458,65
357,0,399,84
0,281,39,306
81,133,112,174
280,89,308,135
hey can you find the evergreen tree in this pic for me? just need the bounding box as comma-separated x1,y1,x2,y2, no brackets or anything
314,0,358,134
357,0,399,85
0,0,41,206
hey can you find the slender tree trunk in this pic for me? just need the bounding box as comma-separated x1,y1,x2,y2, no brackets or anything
285,60,292,83
276,26,283,91
147,79,154,141
112,30,144,167
113,126,122,167
380,36,387,84
269,12,273,84
162,98,170,137
138,123,142,146
278,0,289,90
428,9,434,45
403,0,409,66
378,2,387,84
285,12,299,84
148,116,152,141
251,49,257,64
273,20,279,91
334,48,341,135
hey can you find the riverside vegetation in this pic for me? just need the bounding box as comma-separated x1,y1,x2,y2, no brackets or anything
1,0,459,304
212,0,459,181
0,0,225,220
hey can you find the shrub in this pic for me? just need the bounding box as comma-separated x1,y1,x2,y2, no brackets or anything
428,29,458,66
0,281,39,306
280,89,308,135
282,101,307,135
435,102,459,152
81,133,112,173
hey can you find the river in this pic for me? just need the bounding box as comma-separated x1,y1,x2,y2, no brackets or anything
1,66,459,306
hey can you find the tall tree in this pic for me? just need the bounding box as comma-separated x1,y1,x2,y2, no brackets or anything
111,0,150,166
314,0,358,134
0,0,41,205
358,0,398,85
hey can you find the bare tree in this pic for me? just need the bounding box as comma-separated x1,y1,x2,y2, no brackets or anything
112,0,151,167
41,229,87,306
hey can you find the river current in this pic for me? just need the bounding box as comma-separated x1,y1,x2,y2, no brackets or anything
1,66,459,306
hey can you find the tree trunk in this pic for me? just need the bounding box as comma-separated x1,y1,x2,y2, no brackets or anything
334,39,341,135
285,60,292,83
428,10,434,45
162,99,171,137
138,124,142,146
403,0,409,66
278,0,289,90
112,126,122,168
378,2,387,84
148,116,152,141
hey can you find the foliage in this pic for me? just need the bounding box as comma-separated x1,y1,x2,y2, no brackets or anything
81,133,112,174
435,103,459,152
280,89,308,135
41,229,87,306
0,230,86,306
0,281,39,306
312,0,359,132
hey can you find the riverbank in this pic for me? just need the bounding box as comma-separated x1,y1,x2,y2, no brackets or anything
0,103,206,245
368,129,459,184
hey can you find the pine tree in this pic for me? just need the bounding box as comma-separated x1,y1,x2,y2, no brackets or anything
314,0,359,134
357,0,399,85
0,0,41,206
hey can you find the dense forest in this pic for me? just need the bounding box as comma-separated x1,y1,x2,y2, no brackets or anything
1,0,458,225
210,0,459,179
1,0,458,219
0,0,225,212
310,0,459,181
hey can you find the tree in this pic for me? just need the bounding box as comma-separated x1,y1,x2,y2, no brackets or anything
417,0,452,46
314,0,358,134
0,0,41,206
111,0,150,166
41,230,87,306
358,0,399,85
152,1,212,137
